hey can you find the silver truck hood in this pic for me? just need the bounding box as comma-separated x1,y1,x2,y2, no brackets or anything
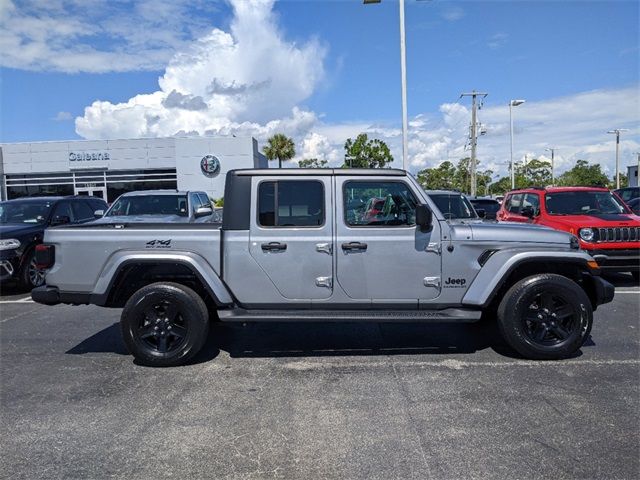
467,222,573,244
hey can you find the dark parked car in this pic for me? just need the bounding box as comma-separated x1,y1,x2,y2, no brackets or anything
427,191,482,223
469,197,501,220
627,197,640,215
0,195,107,289
614,186,639,205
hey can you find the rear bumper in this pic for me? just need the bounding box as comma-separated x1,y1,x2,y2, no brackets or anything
587,248,640,272
31,286,91,306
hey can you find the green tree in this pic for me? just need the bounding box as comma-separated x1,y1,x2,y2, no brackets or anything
298,158,328,168
416,161,457,190
214,197,224,207
342,133,393,169
263,133,295,168
556,160,609,187
519,158,552,186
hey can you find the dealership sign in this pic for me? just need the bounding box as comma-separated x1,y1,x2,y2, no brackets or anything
69,152,110,162
200,155,221,178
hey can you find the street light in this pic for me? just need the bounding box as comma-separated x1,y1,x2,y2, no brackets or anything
509,99,525,189
545,147,556,185
607,129,628,189
363,0,431,171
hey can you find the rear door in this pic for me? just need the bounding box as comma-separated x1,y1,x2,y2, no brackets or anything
249,176,333,300
335,177,442,304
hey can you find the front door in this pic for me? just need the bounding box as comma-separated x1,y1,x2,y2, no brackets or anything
335,177,442,305
249,177,333,300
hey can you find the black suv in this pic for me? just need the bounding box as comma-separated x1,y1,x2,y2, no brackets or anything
0,196,107,290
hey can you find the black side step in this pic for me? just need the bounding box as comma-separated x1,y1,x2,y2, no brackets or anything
217,308,482,323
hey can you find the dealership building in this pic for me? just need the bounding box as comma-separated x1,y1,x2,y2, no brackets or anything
0,136,268,202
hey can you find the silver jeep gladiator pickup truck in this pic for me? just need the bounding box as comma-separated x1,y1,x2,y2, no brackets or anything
32,169,614,366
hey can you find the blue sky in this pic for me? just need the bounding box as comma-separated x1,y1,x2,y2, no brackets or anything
1,0,638,176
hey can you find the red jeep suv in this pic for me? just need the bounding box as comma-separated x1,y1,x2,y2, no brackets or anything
497,186,640,280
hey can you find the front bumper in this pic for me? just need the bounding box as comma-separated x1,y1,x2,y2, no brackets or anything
592,276,615,306
587,248,640,272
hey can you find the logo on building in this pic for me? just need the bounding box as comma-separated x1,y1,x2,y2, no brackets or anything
69,152,110,162
200,155,221,178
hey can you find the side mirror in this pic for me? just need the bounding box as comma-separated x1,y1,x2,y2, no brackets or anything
416,204,433,232
521,206,535,219
194,206,213,218
94,209,104,218
476,208,486,218
50,215,70,226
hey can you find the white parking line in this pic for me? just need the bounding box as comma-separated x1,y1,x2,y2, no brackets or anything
0,297,34,304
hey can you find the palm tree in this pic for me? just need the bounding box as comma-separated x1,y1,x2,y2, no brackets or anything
263,133,295,169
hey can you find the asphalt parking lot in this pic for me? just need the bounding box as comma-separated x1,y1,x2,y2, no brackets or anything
1,274,638,480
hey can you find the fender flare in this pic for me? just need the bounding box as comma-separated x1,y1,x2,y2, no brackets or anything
462,249,595,307
91,251,233,307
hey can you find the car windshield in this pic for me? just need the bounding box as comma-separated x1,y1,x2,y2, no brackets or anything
106,195,188,216
471,200,500,215
545,191,628,215
430,194,477,219
0,200,53,224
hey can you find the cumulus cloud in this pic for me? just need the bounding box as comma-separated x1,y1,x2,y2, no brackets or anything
75,0,326,140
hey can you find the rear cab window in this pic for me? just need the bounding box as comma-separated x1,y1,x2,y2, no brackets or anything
258,180,324,227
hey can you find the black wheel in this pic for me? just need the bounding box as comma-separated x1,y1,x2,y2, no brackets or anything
497,274,592,360
120,282,210,367
18,249,46,291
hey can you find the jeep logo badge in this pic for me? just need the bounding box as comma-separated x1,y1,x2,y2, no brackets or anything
200,155,221,178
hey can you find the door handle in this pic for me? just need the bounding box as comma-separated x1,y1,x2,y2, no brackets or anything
341,242,368,252
261,242,287,251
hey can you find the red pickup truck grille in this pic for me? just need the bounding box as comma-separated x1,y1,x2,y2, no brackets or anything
595,227,640,243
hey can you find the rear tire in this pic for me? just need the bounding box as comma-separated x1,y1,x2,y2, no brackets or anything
18,249,46,291
121,282,210,367
497,274,592,360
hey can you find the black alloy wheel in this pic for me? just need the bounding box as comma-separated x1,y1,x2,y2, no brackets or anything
121,282,210,367
497,274,593,360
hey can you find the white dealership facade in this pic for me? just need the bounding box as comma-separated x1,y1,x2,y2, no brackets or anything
0,136,268,202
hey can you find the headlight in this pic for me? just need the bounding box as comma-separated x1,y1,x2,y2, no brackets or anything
579,228,594,242
0,239,21,251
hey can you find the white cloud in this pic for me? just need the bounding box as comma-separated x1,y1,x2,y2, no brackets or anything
441,6,465,22
52,111,72,121
0,0,221,73
487,33,509,49
75,0,326,140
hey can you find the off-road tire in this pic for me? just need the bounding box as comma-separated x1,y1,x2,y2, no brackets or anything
497,274,592,360
121,282,210,367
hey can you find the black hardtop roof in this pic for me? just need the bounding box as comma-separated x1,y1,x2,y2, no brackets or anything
229,168,407,177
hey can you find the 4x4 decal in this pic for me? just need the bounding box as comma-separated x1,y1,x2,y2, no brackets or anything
145,240,172,249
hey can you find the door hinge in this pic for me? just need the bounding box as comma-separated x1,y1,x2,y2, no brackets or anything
315,276,333,288
423,276,441,288
316,242,333,255
425,242,441,255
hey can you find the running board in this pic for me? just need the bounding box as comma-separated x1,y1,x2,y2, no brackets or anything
217,308,482,323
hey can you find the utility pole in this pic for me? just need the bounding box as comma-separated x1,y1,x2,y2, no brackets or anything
607,129,628,189
460,90,488,196
545,147,556,185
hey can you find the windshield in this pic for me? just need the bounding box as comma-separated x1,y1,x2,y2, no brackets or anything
430,194,477,219
545,191,628,215
0,200,53,225
106,195,188,217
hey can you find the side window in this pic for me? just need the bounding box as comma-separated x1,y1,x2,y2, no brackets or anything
508,194,523,214
51,202,74,222
198,193,211,208
258,180,324,227
522,193,540,214
191,193,204,211
71,201,95,222
344,181,417,227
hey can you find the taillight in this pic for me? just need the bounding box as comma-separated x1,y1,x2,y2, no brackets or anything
35,244,55,269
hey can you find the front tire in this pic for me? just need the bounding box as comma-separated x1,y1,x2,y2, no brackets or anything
121,282,210,367
497,274,592,360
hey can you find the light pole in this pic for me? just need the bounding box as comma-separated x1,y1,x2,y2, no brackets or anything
509,99,525,189
545,147,556,185
607,129,628,189
363,0,431,171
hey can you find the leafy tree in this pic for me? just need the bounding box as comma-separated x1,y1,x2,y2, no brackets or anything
298,158,328,168
214,197,224,207
263,133,295,168
519,158,552,186
416,161,457,190
556,160,609,187
342,133,393,169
